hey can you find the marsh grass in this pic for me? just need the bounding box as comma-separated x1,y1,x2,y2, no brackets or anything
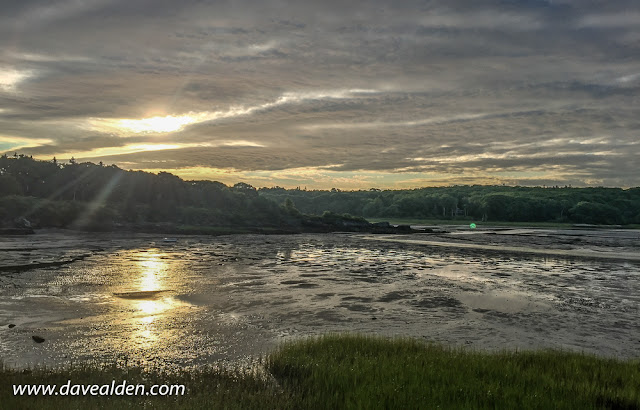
3,334,639,409
268,334,640,409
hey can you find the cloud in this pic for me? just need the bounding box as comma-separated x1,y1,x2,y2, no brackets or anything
2,0,639,188
0,68,33,91
577,13,640,29
0,134,51,151
85,89,380,135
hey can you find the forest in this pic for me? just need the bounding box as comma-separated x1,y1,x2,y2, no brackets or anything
1,154,638,231
260,185,640,226
0,154,355,233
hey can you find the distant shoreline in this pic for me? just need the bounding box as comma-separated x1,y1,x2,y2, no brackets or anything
360,234,640,262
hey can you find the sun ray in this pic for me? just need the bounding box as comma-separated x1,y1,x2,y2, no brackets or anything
71,171,123,229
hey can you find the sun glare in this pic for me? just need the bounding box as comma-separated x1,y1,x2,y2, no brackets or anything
136,252,167,291
0,68,32,91
128,144,182,151
117,114,201,133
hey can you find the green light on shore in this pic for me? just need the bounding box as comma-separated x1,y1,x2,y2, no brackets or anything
470,223,476,229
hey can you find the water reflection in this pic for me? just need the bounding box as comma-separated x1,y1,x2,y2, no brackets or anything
4,231,638,369
136,251,166,291
110,249,189,356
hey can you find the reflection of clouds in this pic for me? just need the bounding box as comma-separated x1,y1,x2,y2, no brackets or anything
277,248,293,261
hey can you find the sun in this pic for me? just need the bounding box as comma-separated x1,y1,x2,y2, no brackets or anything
116,114,200,133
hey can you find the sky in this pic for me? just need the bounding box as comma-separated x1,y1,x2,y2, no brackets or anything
1,0,639,189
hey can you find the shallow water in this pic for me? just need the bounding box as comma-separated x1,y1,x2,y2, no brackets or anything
1,229,639,370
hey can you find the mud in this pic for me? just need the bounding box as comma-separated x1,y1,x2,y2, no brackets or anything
0,228,638,370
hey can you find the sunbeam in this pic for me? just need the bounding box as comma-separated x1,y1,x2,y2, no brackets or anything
70,170,123,229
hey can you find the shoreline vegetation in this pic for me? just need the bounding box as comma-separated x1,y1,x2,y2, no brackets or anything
3,334,639,409
0,155,415,236
1,155,639,236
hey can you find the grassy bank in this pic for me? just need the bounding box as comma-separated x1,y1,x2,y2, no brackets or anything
269,335,640,409
4,334,639,409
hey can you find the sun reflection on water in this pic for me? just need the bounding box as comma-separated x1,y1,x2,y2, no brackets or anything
111,249,190,355
137,252,167,292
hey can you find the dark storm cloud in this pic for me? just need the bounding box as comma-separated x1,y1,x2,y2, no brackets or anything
3,0,639,187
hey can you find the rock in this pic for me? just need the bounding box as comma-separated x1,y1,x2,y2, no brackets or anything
32,335,45,343
8,324,16,328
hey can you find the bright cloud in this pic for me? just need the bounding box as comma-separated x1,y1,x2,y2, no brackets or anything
87,89,379,135
115,114,208,133
0,135,51,151
0,68,32,91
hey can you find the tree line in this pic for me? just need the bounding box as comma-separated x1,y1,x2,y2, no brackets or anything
258,185,640,225
2,154,638,229
0,154,290,230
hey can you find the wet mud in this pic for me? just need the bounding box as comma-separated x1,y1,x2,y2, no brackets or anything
1,228,638,370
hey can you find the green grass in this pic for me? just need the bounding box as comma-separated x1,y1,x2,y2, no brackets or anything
4,334,640,409
269,334,640,409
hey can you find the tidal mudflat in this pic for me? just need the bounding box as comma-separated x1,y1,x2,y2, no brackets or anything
1,228,638,370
